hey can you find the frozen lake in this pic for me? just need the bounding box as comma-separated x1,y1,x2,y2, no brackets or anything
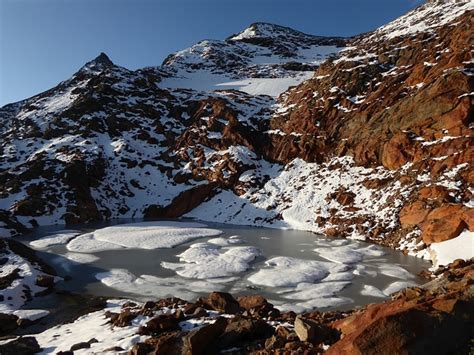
21,220,430,313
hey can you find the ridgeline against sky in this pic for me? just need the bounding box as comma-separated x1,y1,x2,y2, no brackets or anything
0,0,422,106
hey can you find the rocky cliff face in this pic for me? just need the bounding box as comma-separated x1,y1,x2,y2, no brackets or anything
0,0,472,267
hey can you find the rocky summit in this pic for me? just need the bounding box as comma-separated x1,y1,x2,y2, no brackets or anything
0,0,473,353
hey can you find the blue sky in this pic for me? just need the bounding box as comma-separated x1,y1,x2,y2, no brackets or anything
0,0,423,106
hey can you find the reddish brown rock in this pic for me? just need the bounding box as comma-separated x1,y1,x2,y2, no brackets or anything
335,191,355,206
237,295,268,310
293,316,333,345
236,295,277,318
399,200,430,228
143,183,217,219
215,316,275,349
183,317,227,354
138,314,180,335
203,292,242,314
421,218,467,244
421,205,468,244
417,185,451,201
381,133,412,170
327,262,474,355
110,309,137,327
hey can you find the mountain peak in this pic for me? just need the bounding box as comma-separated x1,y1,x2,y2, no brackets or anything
227,22,305,41
79,52,114,73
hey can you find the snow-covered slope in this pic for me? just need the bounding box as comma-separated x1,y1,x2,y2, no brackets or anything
160,22,346,96
367,0,474,40
0,22,348,230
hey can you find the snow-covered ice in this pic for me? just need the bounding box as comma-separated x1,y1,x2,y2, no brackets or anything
314,246,364,264
95,269,227,301
361,285,387,298
383,280,418,295
66,221,222,252
64,252,100,264
378,264,415,279
161,242,261,279
247,257,341,287
29,231,81,249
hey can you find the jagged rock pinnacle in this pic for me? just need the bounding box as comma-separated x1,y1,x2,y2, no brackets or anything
80,52,114,73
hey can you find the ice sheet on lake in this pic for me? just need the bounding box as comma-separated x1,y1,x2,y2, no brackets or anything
207,235,243,246
29,231,81,249
377,264,414,279
383,280,418,295
161,242,261,279
247,256,346,287
64,253,100,264
95,269,227,301
50,220,423,313
314,244,385,264
66,221,222,252
314,246,364,264
361,285,387,298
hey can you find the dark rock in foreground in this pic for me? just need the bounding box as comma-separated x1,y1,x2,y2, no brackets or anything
125,259,473,354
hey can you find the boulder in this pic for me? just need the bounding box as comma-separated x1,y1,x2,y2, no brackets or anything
381,133,412,170
214,316,274,349
0,313,19,335
421,218,466,244
399,201,430,228
203,292,242,314
420,204,468,244
35,274,55,288
143,331,184,355
70,341,91,351
236,295,276,317
328,290,473,355
0,337,40,355
144,183,217,219
191,307,208,318
183,317,227,354
335,191,356,206
294,316,317,342
138,314,180,335
265,335,286,350
294,316,334,345
110,309,137,327
237,295,268,310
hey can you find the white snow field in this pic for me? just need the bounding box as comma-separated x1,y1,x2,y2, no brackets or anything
161,71,314,97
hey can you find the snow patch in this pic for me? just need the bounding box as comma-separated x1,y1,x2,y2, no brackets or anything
66,221,222,252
